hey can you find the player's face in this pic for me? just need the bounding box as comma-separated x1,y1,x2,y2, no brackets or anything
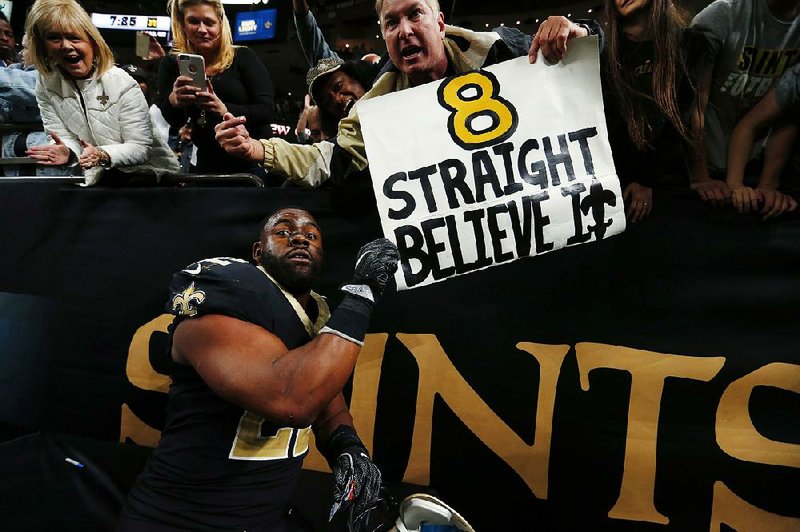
255,209,323,294
43,26,96,80
183,4,222,56
380,0,447,86
318,70,366,120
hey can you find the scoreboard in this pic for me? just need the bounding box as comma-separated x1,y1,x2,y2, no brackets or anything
91,13,171,38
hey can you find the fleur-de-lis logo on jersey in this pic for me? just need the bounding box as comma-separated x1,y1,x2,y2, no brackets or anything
171,282,206,316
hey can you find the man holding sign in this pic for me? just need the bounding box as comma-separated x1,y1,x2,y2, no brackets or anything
214,0,602,186
358,33,625,290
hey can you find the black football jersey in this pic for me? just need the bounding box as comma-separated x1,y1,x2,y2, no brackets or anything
123,257,330,531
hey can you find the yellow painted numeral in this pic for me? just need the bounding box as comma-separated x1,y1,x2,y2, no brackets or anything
438,71,518,150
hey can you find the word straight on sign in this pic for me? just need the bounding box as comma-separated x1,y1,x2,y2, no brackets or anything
360,37,625,290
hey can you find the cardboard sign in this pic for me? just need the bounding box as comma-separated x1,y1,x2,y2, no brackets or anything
360,37,625,290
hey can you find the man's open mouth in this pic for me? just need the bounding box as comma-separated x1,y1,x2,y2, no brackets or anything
401,45,422,59
344,99,356,115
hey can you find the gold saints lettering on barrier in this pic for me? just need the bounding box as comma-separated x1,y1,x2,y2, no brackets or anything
120,314,173,447
574,343,725,525
122,325,800,528
393,335,569,499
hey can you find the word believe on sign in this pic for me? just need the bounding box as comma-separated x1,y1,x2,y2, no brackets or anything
359,37,625,290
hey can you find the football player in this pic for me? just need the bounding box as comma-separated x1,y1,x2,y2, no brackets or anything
118,207,400,532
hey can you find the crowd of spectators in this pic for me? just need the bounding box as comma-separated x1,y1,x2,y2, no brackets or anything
0,0,798,219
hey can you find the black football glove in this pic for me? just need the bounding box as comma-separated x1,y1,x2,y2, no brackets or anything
341,238,400,304
330,446,383,523
321,425,383,525
322,239,400,345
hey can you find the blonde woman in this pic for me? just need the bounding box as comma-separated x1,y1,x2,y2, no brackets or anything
158,0,275,179
25,0,179,185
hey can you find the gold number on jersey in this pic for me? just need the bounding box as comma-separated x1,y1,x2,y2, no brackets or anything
229,411,311,460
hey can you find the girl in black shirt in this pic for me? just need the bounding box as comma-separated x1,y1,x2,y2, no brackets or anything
601,0,705,222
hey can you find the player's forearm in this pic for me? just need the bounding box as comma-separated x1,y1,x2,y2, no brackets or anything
269,334,364,426
312,393,355,442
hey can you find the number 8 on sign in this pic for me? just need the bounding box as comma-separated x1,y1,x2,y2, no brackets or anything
437,70,518,150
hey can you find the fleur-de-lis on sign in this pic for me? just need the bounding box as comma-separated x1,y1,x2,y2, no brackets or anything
171,282,206,316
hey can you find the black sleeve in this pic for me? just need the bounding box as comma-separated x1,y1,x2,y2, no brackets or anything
574,19,604,53
492,26,533,58
225,47,275,128
156,55,189,128
491,19,604,61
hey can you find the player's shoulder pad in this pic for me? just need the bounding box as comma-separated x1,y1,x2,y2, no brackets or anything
166,257,275,324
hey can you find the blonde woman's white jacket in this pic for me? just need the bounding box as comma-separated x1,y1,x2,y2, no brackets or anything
36,66,180,185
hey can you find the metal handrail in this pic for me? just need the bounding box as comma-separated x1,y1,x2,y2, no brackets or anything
0,172,266,187
0,176,84,184
128,172,266,188
0,157,37,165
0,123,44,133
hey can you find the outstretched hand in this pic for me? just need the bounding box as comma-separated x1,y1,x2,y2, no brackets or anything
529,16,589,64
214,112,262,162
26,130,71,165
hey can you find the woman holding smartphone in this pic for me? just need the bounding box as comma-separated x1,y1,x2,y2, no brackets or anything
158,0,275,179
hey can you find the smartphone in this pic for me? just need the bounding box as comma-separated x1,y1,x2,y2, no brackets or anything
135,31,150,59
178,53,207,91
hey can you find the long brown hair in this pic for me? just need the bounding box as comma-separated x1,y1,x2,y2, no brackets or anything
604,0,693,149
168,0,235,73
